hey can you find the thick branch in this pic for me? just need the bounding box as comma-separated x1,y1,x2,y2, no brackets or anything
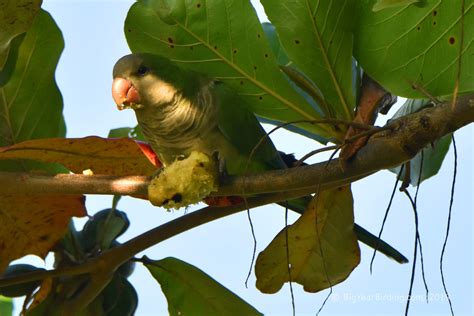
218,94,474,196
0,94,472,197
0,173,149,195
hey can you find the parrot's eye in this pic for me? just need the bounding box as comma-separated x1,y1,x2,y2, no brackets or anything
137,65,149,76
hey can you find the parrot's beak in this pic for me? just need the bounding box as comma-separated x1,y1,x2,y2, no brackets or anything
112,77,141,110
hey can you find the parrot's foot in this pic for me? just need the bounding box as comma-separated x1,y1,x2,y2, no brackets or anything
213,151,229,184
151,167,163,178
147,151,219,209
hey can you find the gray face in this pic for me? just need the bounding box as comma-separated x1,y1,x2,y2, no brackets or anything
113,54,137,77
112,54,179,110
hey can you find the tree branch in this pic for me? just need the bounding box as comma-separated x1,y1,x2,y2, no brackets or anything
0,173,149,195
1,94,472,198
217,94,474,196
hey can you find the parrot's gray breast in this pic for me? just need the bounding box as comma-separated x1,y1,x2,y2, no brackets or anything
135,82,223,166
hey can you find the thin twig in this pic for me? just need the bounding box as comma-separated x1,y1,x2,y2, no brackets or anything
440,135,457,316
325,147,340,168
284,202,296,316
369,165,404,273
249,118,377,165
410,82,442,105
294,145,338,167
403,189,420,316
414,150,429,302
244,209,257,288
343,126,391,144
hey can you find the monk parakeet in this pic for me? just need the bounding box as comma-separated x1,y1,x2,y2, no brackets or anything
112,53,407,264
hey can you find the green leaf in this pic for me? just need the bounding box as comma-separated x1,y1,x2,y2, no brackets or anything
390,99,451,185
261,0,358,121
0,0,42,69
0,10,65,143
261,23,331,142
124,0,336,140
144,257,262,316
81,209,130,252
255,186,360,293
101,276,138,316
108,127,133,138
60,221,86,262
108,126,146,142
355,0,474,98
0,10,66,172
130,125,146,141
373,0,421,11
0,34,26,86
0,296,13,316
261,22,290,66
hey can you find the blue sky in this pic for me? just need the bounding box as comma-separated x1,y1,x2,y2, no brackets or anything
15,1,473,315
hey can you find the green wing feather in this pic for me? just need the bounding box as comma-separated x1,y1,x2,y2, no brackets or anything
213,82,286,173
212,81,408,263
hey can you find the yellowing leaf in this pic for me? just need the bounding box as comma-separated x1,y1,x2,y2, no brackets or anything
0,137,158,176
0,194,87,272
255,186,360,293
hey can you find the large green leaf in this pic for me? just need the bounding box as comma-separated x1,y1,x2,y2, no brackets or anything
261,0,357,120
0,10,65,172
260,22,330,142
390,99,451,185
124,0,336,139
372,0,421,12
101,275,138,316
255,186,360,293
145,257,262,316
261,22,290,66
262,22,330,118
0,0,42,69
355,0,474,98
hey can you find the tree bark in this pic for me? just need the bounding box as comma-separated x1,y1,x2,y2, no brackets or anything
0,94,472,198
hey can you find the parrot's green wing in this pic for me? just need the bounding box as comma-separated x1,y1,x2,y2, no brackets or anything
213,81,408,263
213,81,286,174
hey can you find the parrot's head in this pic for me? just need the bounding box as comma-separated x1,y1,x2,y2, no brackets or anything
112,53,191,111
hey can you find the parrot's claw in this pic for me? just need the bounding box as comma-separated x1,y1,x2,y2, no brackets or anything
213,151,228,184
151,167,163,178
